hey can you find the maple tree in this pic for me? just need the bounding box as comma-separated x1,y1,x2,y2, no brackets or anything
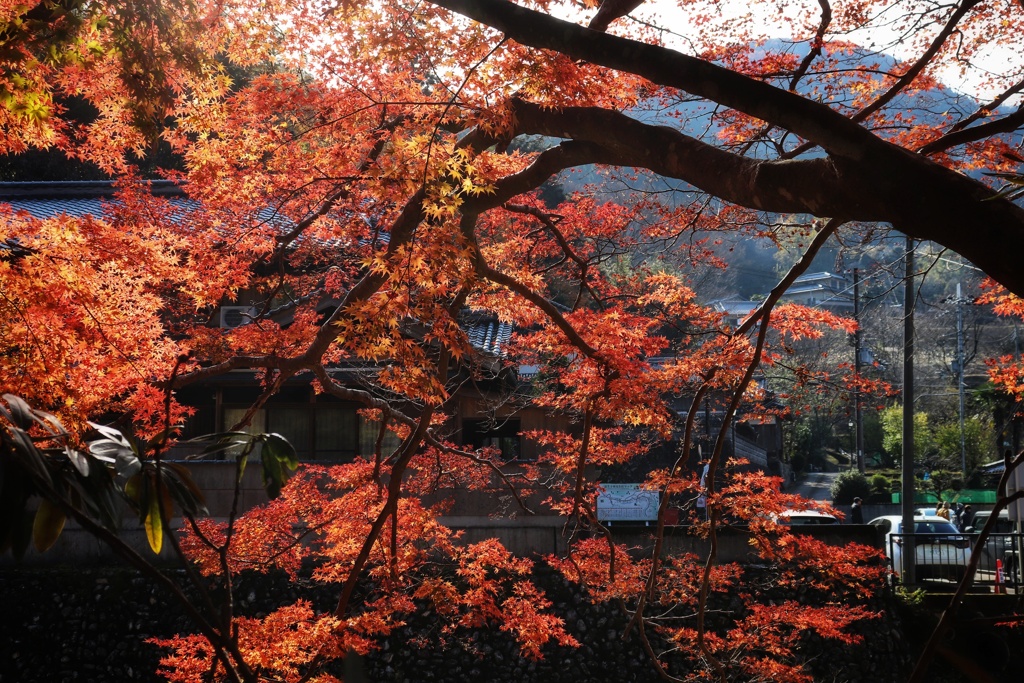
3,0,1024,681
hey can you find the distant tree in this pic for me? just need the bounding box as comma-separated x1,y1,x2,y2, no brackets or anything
881,406,934,464
932,415,995,475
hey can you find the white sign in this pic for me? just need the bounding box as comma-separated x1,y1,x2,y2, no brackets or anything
596,483,659,523
1009,460,1024,523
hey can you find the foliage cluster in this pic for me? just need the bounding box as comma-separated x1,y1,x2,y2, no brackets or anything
3,0,1024,682
880,406,996,477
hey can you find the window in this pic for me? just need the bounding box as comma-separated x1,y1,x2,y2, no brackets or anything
358,414,402,458
222,406,267,460
317,403,358,459
463,418,523,460
222,400,360,461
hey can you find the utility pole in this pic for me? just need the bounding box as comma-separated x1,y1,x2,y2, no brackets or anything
956,283,967,477
854,268,865,474
901,237,917,583
1015,322,1021,456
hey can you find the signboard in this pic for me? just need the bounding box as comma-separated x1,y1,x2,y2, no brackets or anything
1009,460,1024,523
596,483,659,523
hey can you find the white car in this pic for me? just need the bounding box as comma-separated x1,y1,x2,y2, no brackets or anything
778,509,840,525
869,515,971,582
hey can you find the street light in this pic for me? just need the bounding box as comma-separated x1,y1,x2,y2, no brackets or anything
849,421,855,471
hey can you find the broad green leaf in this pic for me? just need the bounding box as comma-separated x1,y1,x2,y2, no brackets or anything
144,492,163,555
64,446,90,477
70,460,121,532
87,422,133,448
88,438,135,465
37,411,68,438
32,499,66,553
263,433,299,470
2,394,34,429
114,450,142,479
260,445,284,499
9,429,53,489
124,473,143,505
163,463,208,517
187,432,253,461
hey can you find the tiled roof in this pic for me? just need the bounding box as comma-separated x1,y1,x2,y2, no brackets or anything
3,181,516,357
0,180,191,222
465,317,514,356
792,270,849,284
0,180,183,198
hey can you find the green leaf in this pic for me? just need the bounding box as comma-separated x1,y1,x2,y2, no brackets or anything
2,394,34,429
9,428,54,490
87,421,133,446
114,450,142,479
259,433,298,499
88,437,135,466
144,491,163,555
162,463,208,517
124,472,142,505
264,433,299,470
144,426,178,453
36,411,68,438
260,445,284,499
32,499,66,553
64,446,90,477
69,457,120,532
187,432,253,460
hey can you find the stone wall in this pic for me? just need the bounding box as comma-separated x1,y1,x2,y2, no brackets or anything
1,561,914,683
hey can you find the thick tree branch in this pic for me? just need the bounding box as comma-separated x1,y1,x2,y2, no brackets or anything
919,104,1024,155
432,0,1024,296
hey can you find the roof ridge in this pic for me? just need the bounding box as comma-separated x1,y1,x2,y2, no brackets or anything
0,180,185,200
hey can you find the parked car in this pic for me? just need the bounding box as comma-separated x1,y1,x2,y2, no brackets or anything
869,515,971,582
778,510,840,525
966,509,1018,572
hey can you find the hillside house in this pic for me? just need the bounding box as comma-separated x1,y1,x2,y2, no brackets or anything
776,271,855,313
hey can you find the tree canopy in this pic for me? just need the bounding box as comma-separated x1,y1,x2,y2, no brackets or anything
3,1,1024,681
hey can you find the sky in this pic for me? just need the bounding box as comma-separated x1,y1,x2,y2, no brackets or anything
556,0,1023,106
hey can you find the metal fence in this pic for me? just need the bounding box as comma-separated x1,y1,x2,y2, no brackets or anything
889,532,1023,590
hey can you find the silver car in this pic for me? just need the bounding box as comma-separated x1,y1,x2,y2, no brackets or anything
869,515,971,582
966,509,1018,573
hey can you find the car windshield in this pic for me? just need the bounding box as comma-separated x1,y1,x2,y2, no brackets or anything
912,521,960,534
784,515,837,525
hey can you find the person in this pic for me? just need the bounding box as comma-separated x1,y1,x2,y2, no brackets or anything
960,504,974,531
937,501,951,520
851,497,864,524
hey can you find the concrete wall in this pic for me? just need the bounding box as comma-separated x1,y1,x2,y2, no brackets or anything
3,512,883,568
1,461,885,567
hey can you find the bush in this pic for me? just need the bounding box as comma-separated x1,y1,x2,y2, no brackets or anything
831,471,872,504
871,474,891,496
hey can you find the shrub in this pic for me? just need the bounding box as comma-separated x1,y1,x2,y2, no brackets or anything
831,471,872,504
870,474,891,496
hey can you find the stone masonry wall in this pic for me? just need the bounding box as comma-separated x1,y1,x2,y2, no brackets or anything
1,563,916,683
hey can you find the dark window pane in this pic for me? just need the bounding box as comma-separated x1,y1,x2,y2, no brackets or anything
316,404,358,460
359,415,402,458
267,406,311,459
463,419,523,461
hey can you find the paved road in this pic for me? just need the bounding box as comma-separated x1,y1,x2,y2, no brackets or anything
790,470,838,502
